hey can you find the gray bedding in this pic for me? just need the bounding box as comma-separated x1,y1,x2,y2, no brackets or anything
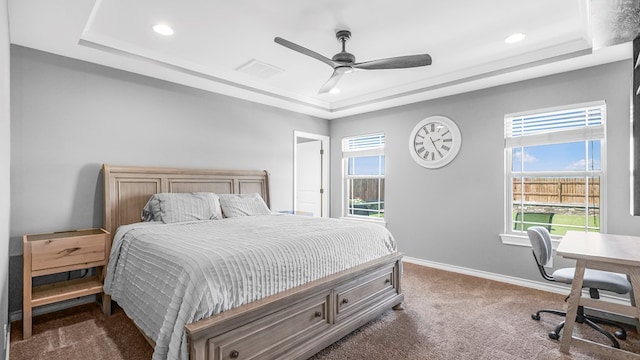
103,215,397,360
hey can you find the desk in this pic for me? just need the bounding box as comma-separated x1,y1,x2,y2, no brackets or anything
556,231,640,359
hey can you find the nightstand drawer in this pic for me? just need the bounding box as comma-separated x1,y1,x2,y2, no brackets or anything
28,229,107,272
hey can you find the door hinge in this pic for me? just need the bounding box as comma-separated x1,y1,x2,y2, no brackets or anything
320,188,324,194
320,149,324,155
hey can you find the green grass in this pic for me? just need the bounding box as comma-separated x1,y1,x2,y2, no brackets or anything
514,213,599,236
549,214,600,235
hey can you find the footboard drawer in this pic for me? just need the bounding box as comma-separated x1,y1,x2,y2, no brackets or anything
335,264,397,321
208,291,331,360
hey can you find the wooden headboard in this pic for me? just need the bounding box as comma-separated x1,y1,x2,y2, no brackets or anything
102,164,270,236
99,164,270,316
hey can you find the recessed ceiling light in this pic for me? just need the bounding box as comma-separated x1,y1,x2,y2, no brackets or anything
505,33,526,44
153,24,174,36
329,88,341,94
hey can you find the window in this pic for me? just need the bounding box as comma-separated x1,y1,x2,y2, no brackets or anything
505,102,605,236
342,134,385,219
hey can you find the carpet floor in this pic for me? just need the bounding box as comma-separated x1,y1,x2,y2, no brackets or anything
10,263,640,359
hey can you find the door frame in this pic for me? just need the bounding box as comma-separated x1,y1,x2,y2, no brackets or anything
293,131,330,217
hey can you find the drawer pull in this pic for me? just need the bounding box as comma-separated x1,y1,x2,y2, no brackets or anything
230,350,240,358
385,279,391,284
342,298,349,304
314,311,322,317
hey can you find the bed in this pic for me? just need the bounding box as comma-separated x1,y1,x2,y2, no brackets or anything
101,164,404,360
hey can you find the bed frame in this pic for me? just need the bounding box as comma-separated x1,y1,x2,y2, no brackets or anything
102,164,404,360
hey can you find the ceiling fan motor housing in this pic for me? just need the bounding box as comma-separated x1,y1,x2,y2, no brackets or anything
332,52,355,64
333,30,355,64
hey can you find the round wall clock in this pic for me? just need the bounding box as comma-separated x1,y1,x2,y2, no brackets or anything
409,115,462,169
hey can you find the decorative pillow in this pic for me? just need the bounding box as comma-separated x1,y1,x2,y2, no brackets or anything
141,196,162,222
141,192,222,223
218,193,271,218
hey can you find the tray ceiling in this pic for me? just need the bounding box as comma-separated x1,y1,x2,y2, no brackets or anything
8,0,634,119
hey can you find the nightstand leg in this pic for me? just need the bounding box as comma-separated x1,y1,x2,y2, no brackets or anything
23,304,31,339
23,239,32,339
98,265,111,316
102,293,112,316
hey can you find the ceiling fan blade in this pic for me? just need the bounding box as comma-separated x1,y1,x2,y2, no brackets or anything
353,54,432,70
274,37,339,68
318,70,344,94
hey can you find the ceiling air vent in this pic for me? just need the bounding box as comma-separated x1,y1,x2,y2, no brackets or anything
235,59,283,79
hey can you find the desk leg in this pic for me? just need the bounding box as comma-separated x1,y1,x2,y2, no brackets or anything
560,259,586,354
630,267,640,334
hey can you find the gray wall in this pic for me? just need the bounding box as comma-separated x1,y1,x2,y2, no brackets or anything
1,0,10,357
9,43,640,318
8,46,328,312
330,60,640,283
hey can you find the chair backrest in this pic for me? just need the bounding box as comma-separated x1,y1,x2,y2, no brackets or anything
527,226,553,267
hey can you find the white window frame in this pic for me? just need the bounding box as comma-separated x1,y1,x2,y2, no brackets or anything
500,101,607,247
341,133,385,222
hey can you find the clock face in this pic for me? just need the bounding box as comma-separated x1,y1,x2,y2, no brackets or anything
409,116,461,169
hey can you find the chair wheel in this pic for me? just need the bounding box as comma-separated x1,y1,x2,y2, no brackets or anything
615,330,627,340
531,313,540,321
548,331,560,340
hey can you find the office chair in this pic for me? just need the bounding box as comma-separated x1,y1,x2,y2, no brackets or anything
527,226,632,348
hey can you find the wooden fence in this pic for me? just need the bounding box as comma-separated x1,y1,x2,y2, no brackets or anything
513,177,599,205
350,178,385,201
351,177,597,205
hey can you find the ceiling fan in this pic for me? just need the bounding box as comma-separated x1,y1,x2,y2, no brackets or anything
274,30,432,94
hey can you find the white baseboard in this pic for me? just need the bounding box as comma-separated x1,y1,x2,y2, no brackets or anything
9,295,97,323
403,256,630,306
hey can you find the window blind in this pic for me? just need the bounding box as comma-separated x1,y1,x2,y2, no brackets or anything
342,134,385,157
505,102,605,148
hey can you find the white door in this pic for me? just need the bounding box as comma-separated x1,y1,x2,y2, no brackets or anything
294,132,329,217
296,140,321,216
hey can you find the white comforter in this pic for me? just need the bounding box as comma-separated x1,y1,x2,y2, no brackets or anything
103,215,397,360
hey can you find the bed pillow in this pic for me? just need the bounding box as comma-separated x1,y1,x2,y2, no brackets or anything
218,193,271,218
141,192,222,223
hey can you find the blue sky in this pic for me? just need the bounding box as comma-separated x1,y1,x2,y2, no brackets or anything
348,156,385,175
513,140,601,172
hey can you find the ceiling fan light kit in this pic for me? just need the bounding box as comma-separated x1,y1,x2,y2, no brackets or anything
274,30,432,94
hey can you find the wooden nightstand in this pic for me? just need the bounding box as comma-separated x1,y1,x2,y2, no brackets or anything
22,228,110,339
